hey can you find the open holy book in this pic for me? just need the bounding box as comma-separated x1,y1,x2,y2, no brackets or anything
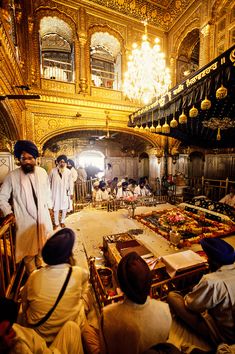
161,250,207,278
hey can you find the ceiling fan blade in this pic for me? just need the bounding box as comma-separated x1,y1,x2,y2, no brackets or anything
0,95,41,100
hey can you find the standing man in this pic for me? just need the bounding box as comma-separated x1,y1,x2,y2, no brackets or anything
49,155,73,229
67,159,78,213
0,140,53,274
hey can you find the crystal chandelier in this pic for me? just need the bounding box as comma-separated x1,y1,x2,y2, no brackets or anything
123,21,171,105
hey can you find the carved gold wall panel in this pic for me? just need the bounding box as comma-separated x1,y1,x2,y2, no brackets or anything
91,87,123,100
41,79,76,94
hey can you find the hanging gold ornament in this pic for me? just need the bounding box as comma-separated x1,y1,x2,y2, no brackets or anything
170,116,178,128
189,105,198,118
201,96,211,110
134,124,139,131
150,111,156,132
216,127,221,141
145,124,150,132
179,110,187,124
216,85,227,100
162,118,170,134
156,120,162,133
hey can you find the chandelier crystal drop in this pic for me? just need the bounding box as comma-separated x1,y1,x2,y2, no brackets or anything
123,21,171,105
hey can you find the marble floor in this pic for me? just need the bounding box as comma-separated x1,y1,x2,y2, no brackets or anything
66,203,176,270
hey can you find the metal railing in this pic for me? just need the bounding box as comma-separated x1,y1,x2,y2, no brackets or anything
91,68,119,89
0,215,24,300
42,57,73,82
73,179,97,211
184,177,235,201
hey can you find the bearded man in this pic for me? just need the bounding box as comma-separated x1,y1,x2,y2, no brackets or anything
0,140,53,274
49,155,73,229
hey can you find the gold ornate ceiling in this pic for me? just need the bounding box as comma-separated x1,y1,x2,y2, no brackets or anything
82,0,195,30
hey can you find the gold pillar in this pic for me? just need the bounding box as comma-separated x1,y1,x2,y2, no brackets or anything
169,54,177,87
78,7,88,94
199,24,211,67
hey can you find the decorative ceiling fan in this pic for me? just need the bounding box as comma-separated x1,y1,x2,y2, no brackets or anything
0,85,40,100
89,112,118,141
99,111,119,140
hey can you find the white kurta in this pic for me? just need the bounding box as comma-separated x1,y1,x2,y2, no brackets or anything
12,321,84,354
49,167,73,211
134,185,151,197
116,188,133,199
185,263,235,343
95,189,109,201
0,166,53,263
70,167,78,184
21,263,89,343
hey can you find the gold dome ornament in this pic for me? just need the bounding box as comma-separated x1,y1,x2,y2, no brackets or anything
134,124,139,131
156,120,162,133
201,97,211,110
170,116,178,128
216,127,221,141
150,111,156,132
139,125,144,132
162,118,170,134
189,106,198,118
216,85,228,100
145,124,150,132
179,111,187,124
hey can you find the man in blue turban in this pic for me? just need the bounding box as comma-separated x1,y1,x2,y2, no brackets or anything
167,238,235,348
0,140,53,274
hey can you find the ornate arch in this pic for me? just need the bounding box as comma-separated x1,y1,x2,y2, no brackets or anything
0,104,20,142
172,17,200,56
34,8,77,36
31,7,78,87
39,126,162,150
88,24,125,50
87,25,125,89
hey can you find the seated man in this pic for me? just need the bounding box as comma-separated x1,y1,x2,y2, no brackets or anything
20,228,89,344
101,252,172,354
134,179,152,197
92,181,100,202
95,181,110,201
220,186,235,209
167,238,235,348
116,182,133,199
0,297,84,354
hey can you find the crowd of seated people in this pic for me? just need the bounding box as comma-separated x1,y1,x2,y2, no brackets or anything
92,177,152,202
1,228,235,353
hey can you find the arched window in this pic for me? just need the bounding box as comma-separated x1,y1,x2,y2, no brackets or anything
39,17,74,82
90,32,121,90
176,29,200,84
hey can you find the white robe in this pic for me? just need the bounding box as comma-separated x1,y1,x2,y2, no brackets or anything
49,167,73,211
134,185,151,197
0,166,53,263
12,321,84,354
95,189,109,201
21,264,89,343
70,167,78,185
116,188,133,199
